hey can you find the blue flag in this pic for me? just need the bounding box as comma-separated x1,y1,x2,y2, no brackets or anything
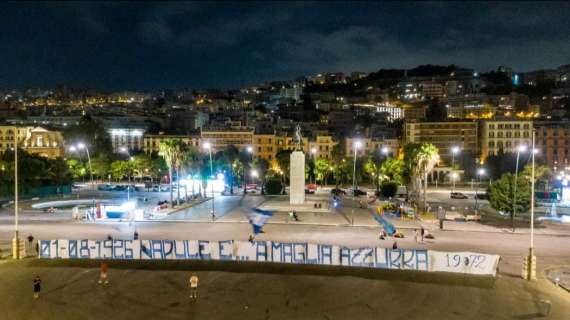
372,209,396,236
248,208,273,234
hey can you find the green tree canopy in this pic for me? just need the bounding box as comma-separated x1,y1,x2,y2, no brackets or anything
488,173,531,218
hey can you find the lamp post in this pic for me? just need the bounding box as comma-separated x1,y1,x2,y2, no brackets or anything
76,143,94,191
244,146,253,194
70,143,96,220
512,144,527,232
12,128,21,259
451,146,460,193
351,140,362,225
310,147,317,185
526,131,538,281
475,168,485,215
204,142,215,221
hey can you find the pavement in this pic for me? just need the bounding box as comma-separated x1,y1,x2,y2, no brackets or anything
1,259,569,320
546,267,570,292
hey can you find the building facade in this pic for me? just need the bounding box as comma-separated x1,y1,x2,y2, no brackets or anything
345,137,400,158
404,121,478,165
480,120,532,160
0,126,65,158
200,126,254,152
108,128,146,153
535,121,570,170
143,133,200,155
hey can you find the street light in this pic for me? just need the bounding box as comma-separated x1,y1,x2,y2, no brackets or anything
475,168,485,215
203,142,215,221
351,140,362,225
451,146,460,193
512,144,528,232
381,146,389,156
12,129,21,259
526,130,537,281
251,169,259,178
75,143,93,190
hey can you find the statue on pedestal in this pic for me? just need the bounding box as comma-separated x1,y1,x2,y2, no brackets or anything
290,124,305,205
293,124,303,151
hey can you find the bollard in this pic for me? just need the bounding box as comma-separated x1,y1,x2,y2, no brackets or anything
538,299,551,317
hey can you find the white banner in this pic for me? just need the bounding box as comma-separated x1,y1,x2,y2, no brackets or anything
38,240,499,276
428,251,500,276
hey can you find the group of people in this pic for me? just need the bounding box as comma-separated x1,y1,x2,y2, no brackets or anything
32,263,200,301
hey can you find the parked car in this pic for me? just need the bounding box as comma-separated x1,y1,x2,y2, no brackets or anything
475,193,489,200
450,192,468,199
331,188,346,196
351,188,367,197
305,184,317,194
97,184,115,191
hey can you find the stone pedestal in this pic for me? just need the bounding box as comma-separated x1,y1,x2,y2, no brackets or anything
290,151,305,205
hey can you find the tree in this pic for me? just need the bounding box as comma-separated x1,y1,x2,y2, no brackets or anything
334,158,352,187
380,158,404,185
264,177,283,195
521,164,552,183
90,156,110,181
67,158,86,180
252,157,270,194
0,150,72,197
488,173,531,226
380,181,398,198
131,155,154,182
314,158,331,185
63,114,113,157
222,145,239,194
276,149,292,187
46,158,73,191
110,160,129,182
159,139,186,206
181,146,200,198
403,143,439,208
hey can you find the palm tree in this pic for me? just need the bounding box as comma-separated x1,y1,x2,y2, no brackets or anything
222,145,239,194
159,139,185,206
403,143,439,208
182,145,199,200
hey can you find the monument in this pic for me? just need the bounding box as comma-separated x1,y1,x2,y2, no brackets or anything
290,125,305,205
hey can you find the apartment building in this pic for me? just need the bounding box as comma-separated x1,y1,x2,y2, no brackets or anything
404,121,478,165
480,120,532,159
535,121,570,170
345,137,400,158
143,133,200,155
200,126,254,151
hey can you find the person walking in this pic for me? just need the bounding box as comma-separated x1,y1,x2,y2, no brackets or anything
189,274,199,299
414,229,419,243
33,275,41,299
98,262,109,284
421,227,425,243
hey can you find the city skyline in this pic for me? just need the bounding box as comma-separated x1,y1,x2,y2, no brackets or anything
1,2,569,90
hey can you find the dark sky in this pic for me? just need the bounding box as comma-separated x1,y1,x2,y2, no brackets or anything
1,1,569,90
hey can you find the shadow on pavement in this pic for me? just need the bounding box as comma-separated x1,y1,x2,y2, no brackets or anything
27,258,496,289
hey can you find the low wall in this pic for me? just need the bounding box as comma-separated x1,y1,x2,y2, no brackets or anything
39,239,500,276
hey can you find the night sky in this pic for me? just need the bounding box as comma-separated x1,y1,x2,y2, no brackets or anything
1,1,569,90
